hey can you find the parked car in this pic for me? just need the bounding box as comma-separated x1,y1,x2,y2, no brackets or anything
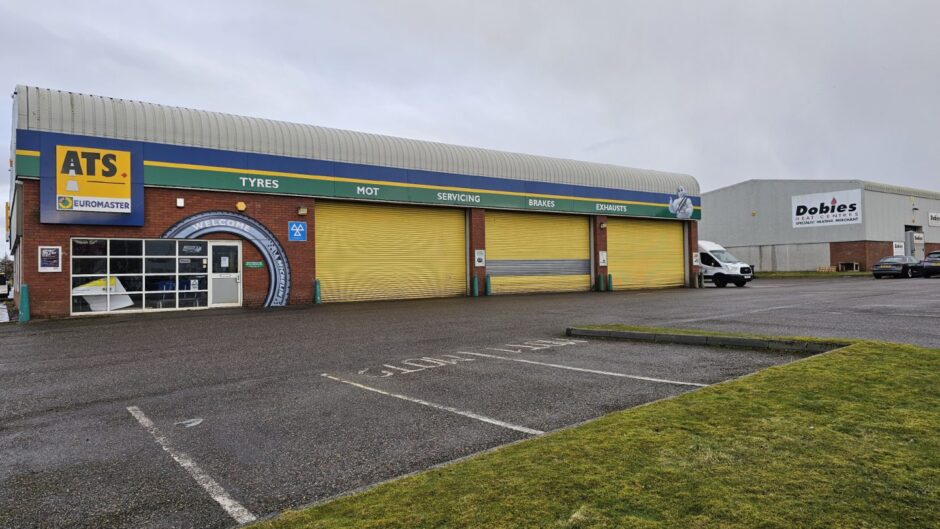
0,274,7,297
923,251,940,278
872,255,923,279
698,240,754,287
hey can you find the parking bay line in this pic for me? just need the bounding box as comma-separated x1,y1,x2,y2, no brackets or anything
320,373,544,435
459,352,708,388
126,406,257,524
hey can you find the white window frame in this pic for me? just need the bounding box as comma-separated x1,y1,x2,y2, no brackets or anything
69,237,212,316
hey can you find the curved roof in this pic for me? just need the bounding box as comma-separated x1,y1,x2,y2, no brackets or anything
14,85,698,195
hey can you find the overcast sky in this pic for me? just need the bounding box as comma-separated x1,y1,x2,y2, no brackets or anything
3,0,940,251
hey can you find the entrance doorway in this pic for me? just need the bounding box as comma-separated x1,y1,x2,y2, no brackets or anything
209,241,242,307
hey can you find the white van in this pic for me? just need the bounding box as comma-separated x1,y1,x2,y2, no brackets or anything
698,240,754,287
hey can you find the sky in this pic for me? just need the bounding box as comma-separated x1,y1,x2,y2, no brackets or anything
2,0,940,251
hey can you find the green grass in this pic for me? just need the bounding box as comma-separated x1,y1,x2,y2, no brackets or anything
756,271,870,278
250,338,940,529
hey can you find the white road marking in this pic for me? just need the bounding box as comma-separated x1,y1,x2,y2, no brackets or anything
321,373,544,435
126,406,256,524
668,304,802,324
174,418,204,428
459,352,708,388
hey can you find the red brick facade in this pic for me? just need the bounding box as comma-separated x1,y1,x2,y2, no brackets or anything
14,180,700,318
688,221,699,285
468,208,486,288
829,241,894,271
592,215,608,288
16,180,316,318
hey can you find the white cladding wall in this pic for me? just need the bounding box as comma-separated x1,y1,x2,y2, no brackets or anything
700,180,867,246
863,190,940,243
724,243,831,272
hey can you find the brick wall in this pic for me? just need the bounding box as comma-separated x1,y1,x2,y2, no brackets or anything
592,215,608,289
17,180,316,318
468,208,486,289
829,241,893,271
926,243,940,255
688,221,699,286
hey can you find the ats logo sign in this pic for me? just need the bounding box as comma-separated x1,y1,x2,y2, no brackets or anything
56,146,132,213
791,189,862,228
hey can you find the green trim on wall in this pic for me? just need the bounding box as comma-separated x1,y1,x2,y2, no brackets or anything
15,154,40,177
144,164,701,220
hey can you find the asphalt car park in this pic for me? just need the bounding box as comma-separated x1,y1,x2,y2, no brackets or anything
2,277,940,528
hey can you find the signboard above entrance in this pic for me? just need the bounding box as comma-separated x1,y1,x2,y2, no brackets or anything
20,131,145,226
791,189,862,228
15,129,701,222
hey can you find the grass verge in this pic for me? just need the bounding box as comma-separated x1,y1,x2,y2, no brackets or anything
250,337,940,529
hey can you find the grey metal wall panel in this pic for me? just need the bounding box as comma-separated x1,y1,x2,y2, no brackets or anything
486,259,591,276
12,85,698,196
863,190,940,243
700,180,867,246
723,243,830,272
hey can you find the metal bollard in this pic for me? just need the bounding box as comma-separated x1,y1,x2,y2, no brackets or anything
314,279,322,304
607,274,614,291
596,274,605,292
485,275,492,296
19,284,30,323
471,276,479,297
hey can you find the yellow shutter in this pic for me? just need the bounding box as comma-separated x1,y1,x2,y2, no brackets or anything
315,201,467,302
607,218,686,289
485,211,591,294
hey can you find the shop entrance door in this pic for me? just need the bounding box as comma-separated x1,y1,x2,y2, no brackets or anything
209,241,242,307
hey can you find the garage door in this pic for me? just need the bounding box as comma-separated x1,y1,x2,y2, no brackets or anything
607,218,685,289
485,211,591,294
316,201,467,302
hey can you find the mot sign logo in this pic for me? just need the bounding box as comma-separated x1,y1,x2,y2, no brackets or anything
792,189,862,228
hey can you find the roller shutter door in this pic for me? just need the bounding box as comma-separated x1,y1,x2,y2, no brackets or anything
607,218,685,289
485,211,591,294
316,201,467,302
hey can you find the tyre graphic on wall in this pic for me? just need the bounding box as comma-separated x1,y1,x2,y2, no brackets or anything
162,211,291,307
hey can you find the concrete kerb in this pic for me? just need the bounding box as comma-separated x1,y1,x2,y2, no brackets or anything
566,328,845,354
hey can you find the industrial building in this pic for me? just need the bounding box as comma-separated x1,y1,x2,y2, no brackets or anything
700,179,940,271
5,86,701,318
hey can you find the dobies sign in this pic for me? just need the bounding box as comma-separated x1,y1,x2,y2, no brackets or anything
56,146,132,213
792,189,861,228
929,212,940,227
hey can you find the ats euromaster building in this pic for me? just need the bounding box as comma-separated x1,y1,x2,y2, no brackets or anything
701,179,940,272
5,86,701,318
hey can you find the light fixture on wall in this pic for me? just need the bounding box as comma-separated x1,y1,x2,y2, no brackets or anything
297,206,308,216
236,201,247,212
176,198,185,208
599,222,607,229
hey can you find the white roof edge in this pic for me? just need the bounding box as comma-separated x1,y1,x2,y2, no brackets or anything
703,178,940,200
13,85,698,196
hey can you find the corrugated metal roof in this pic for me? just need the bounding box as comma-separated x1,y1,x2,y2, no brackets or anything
705,179,940,201
14,85,698,196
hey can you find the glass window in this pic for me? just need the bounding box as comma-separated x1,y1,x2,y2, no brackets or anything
179,275,208,291
212,245,240,273
178,257,209,273
110,258,143,274
72,258,107,275
145,275,177,292
145,258,176,274
145,292,177,309
109,240,143,256
72,239,107,256
109,293,143,311
145,240,177,256
179,241,208,256
178,291,208,308
113,275,143,293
